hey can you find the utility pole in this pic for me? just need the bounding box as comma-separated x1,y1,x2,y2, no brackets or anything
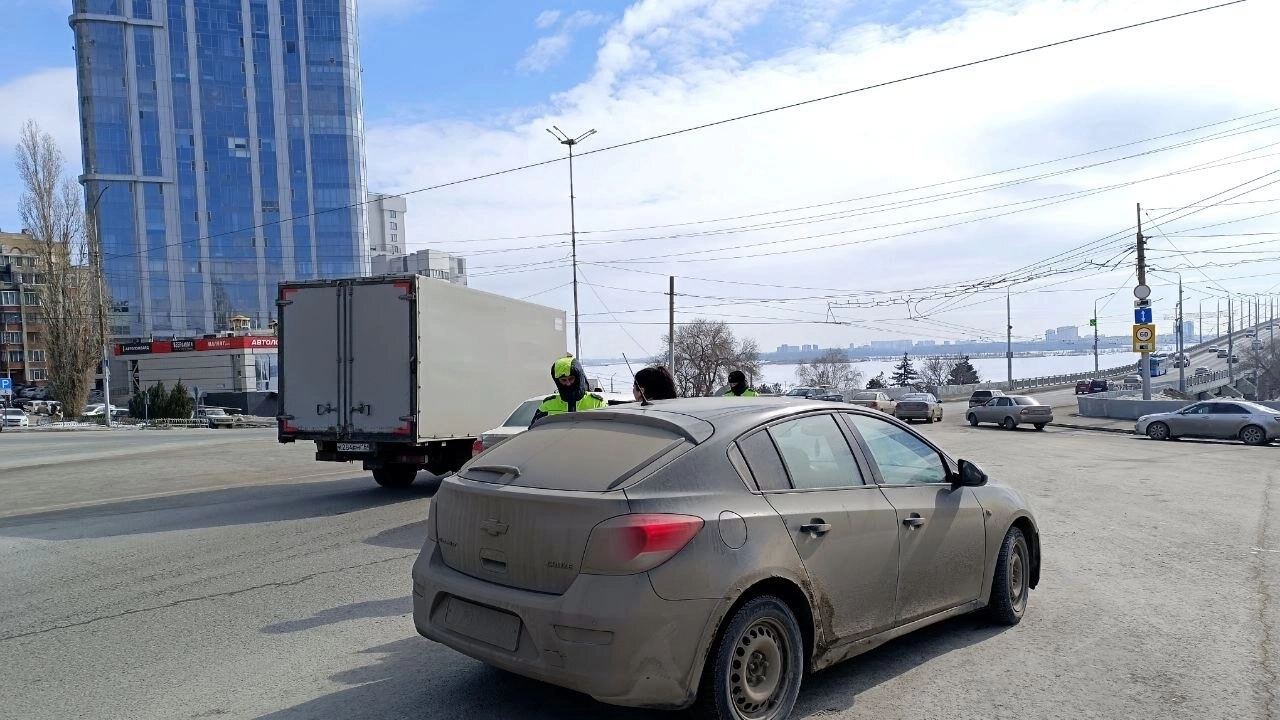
1217,299,1221,339
1198,300,1203,345
1136,203,1151,401
1093,297,1099,374
667,276,676,375
1176,273,1185,394
1228,295,1235,385
1006,286,1013,388
89,184,113,427
546,127,596,359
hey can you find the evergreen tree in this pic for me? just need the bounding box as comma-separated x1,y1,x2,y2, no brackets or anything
891,353,919,387
948,355,981,385
168,381,196,420
147,381,169,418
866,372,887,389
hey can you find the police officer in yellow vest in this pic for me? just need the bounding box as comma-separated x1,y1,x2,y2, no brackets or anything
724,370,759,397
530,355,607,426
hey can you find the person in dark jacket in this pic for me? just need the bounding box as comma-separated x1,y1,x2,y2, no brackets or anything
633,365,678,401
530,355,606,426
724,370,759,397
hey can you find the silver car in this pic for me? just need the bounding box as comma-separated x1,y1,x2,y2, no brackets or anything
413,397,1040,719
966,395,1054,430
1136,400,1280,445
894,392,943,423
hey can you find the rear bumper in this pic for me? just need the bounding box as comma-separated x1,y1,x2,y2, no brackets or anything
412,543,718,709
1019,413,1054,424
895,409,935,420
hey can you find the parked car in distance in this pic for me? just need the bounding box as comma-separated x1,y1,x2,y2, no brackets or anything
1137,400,1280,445
2,408,30,427
967,388,1005,408
783,386,844,402
1075,380,1092,395
82,404,126,418
197,406,241,428
848,391,896,414
414,398,1040,719
1121,374,1142,388
894,392,942,423
967,395,1054,430
471,392,636,456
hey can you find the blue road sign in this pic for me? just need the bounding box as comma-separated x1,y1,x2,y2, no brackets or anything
1135,307,1153,324
0,378,11,392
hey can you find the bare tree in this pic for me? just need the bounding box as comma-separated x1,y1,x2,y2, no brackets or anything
796,349,862,391
658,318,761,397
16,119,103,413
919,355,954,388
1244,339,1278,400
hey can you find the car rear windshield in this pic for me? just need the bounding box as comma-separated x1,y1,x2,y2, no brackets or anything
1012,397,1040,405
463,420,686,491
502,399,543,427
854,393,879,400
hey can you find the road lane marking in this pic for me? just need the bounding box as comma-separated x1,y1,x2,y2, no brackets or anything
0,469,367,519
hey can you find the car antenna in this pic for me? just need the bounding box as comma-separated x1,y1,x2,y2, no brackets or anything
622,353,652,406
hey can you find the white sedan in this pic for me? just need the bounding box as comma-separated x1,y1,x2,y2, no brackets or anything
2,408,30,427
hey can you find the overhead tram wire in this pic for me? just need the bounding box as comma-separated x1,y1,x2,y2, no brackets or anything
97,0,1251,266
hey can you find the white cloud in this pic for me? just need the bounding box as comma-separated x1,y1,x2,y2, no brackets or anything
535,9,562,29
519,9,611,73
363,0,1280,358
0,67,80,156
518,34,575,73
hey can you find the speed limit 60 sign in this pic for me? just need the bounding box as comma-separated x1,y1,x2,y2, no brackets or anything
1132,323,1156,352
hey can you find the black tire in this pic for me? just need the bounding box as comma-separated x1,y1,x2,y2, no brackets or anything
372,464,418,488
1241,424,1269,446
1146,422,1171,441
1034,423,1046,431
695,596,803,720
987,527,1030,626
967,413,979,427
1002,417,1017,431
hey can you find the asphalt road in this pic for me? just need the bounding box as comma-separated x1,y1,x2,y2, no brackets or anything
1,423,1277,720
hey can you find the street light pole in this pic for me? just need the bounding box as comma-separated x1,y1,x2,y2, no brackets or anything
1006,286,1013,388
88,183,112,428
546,127,596,360
1176,273,1185,394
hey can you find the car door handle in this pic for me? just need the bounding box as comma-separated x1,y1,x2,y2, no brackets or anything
800,521,832,536
903,514,927,528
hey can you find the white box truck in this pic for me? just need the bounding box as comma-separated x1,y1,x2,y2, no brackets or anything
276,275,567,487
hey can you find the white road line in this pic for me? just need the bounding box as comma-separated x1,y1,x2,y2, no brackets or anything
0,469,366,520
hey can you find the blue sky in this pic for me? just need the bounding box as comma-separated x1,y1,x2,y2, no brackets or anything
2,0,1279,358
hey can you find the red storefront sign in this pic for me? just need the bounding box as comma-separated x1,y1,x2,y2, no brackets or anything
114,336,278,355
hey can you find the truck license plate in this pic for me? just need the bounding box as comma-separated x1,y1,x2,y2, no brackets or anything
337,443,371,453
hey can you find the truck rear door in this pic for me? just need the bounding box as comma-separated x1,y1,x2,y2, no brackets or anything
279,284,343,435
346,279,416,437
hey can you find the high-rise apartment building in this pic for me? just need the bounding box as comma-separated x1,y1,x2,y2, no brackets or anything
367,192,406,258
71,0,368,337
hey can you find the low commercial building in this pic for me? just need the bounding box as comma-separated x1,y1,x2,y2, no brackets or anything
109,333,279,415
371,248,467,285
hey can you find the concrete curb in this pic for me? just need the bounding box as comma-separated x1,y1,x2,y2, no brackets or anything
1049,421,1134,434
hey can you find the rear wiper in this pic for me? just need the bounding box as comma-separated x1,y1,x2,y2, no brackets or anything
468,464,521,478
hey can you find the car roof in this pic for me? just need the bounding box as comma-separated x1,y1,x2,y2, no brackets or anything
518,392,635,403
536,396,883,443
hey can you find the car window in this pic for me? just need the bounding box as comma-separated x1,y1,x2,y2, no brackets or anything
1183,404,1211,415
1212,403,1247,414
767,415,865,490
738,430,790,492
844,414,948,485
502,399,543,427
1012,397,1039,405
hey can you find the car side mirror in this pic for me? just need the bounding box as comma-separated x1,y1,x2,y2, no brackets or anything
954,459,988,488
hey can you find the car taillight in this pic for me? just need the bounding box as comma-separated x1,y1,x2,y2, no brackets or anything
471,438,484,456
870,402,879,409
581,514,704,575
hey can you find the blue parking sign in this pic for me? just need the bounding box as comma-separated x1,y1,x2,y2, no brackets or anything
0,377,11,392
1134,307,1152,324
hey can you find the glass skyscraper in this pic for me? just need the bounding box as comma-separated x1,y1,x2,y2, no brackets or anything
71,0,368,337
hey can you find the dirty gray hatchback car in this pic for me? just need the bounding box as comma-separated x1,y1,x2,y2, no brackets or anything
412,397,1040,720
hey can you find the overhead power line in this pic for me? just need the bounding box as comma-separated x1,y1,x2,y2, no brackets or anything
99,0,1251,266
